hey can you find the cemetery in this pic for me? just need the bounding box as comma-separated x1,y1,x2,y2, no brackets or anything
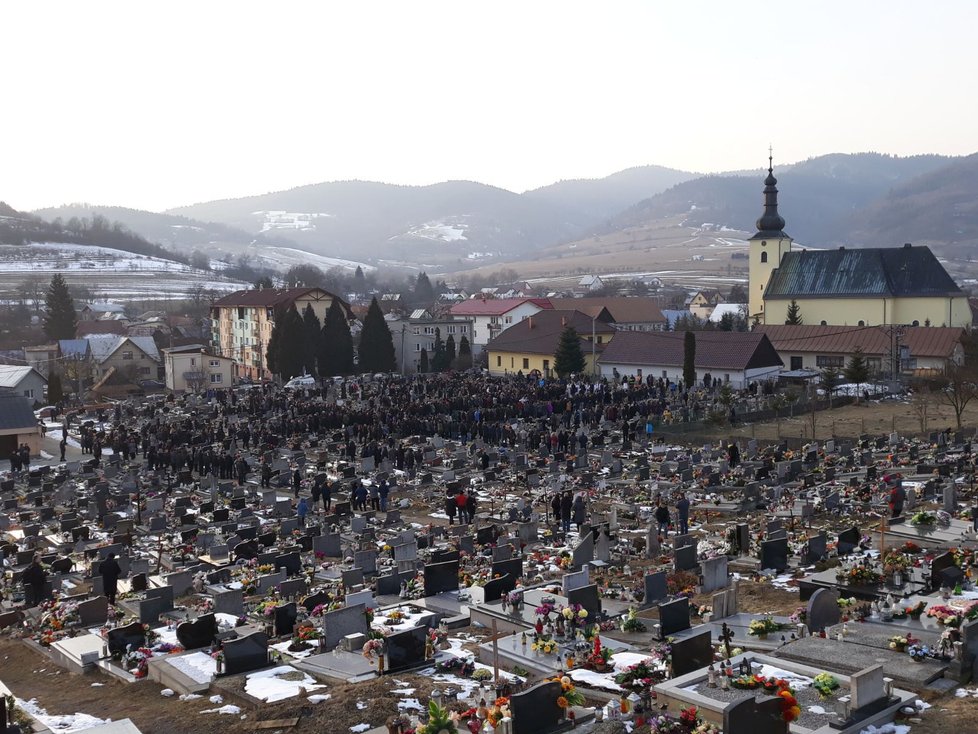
1,383,978,734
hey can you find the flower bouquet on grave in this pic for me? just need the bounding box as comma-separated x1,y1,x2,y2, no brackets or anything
907,643,931,662
788,606,807,624
384,609,407,625
889,635,910,653
748,617,785,637
559,602,588,631
254,597,280,618
587,636,613,672
926,604,964,627
531,636,558,655
901,541,922,554
882,551,912,575
620,607,648,633
434,656,475,677
952,547,975,568
615,657,667,692
910,511,937,527
836,565,884,587
288,623,320,652
122,646,153,678
551,675,586,712
812,672,840,698
415,700,458,734
362,637,385,667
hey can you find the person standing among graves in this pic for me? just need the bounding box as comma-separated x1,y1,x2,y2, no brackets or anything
369,482,381,511
378,478,390,512
654,498,671,537
310,479,322,514
465,489,477,524
455,490,468,524
22,554,46,608
573,492,587,532
292,466,302,498
353,480,368,512
235,454,249,486
9,448,21,473
296,497,309,527
59,435,67,463
560,490,573,532
676,492,690,535
99,552,122,605
445,489,458,526
260,460,272,489
550,492,561,528
887,478,906,518
322,478,332,512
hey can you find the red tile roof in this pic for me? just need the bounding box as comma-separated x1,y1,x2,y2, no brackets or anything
449,297,553,317
212,287,337,308
487,310,610,355
754,325,965,359
599,330,783,371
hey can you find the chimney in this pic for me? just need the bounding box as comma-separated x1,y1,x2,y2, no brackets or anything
528,316,533,330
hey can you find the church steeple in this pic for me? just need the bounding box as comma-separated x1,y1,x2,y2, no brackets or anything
755,150,786,235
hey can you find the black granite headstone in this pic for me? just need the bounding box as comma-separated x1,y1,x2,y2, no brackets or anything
723,694,788,734
657,597,691,636
671,629,713,677
423,560,460,596
509,680,563,734
108,621,146,657
223,631,269,675
760,538,789,572
273,602,298,637
385,625,429,674
176,613,218,650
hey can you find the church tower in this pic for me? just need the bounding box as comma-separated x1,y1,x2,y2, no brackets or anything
748,154,792,323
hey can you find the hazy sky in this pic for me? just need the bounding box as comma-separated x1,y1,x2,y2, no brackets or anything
4,1,976,212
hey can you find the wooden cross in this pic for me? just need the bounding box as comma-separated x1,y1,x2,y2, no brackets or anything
718,622,735,660
880,513,888,557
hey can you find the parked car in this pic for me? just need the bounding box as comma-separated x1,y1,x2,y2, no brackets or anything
284,375,316,389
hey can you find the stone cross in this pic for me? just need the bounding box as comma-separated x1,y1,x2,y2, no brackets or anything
719,621,735,660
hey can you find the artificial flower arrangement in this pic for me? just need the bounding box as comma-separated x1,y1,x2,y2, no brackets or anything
882,551,912,574
837,597,855,609
888,635,910,651
415,700,457,734
384,609,407,625
901,541,922,554
925,603,978,627
788,606,807,624
835,565,883,586
558,603,588,627
812,672,839,698
666,570,700,597
586,636,613,670
434,656,475,677
614,655,668,692
471,668,494,682
620,607,648,633
254,596,281,618
907,643,930,662
748,617,786,636
122,646,153,678
729,674,801,722
550,675,586,710
531,636,559,655
910,511,936,527
288,623,321,651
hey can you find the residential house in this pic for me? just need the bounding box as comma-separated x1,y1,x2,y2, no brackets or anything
23,344,59,379
486,310,616,377
0,365,48,404
210,287,350,381
748,162,971,327
79,302,129,321
577,275,605,294
598,331,783,389
77,320,128,337
707,303,748,326
548,297,667,332
87,335,162,384
387,313,475,373
448,297,552,354
163,345,235,392
684,289,724,320
0,392,42,457
754,324,966,378
58,339,93,395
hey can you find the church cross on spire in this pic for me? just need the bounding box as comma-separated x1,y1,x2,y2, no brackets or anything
768,145,773,172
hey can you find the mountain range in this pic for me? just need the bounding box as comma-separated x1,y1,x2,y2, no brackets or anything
21,152,978,273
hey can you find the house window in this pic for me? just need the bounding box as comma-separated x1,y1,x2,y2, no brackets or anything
209,360,220,367
760,251,768,263
596,335,603,344
724,374,730,382
238,307,245,320
122,351,133,360
190,358,196,366
816,355,844,368
496,356,501,367
415,343,421,352
543,359,550,371
210,374,223,384
505,316,512,324
522,358,530,369
662,371,667,378
820,320,827,326
858,320,865,326
413,327,420,335
24,389,34,399
510,357,514,368
139,367,151,375
790,356,803,370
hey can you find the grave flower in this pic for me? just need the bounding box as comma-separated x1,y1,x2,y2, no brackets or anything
747,617,785,636
910,511,936,527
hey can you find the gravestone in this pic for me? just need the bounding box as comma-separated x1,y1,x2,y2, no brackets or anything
645,524,660,558
145,586,174,613
320,604,368,651
354,550,378,575
804,533,828,564
509,680,563,734
483,574,516,603
385,625,429,674
423,560,460,596
138,596,164,625
393,543,418,562
313,533,342,557
850,664,887,710
561,569,589,596
671,629,713,677
571,532,594,568
274,602,298,637
674,544,698,572
837,526,860,555
931,552,959,590
274,552,302,577
723,695,788,734
643,571,667,607
760,538,789,572
223,631,269,675
107,621,146,657
700,556,728,593
735,523,750,555
176,613,218,650
300,590,330,613
214,589,244,616
346,589,375,609
658,597,690,636
805,588,840,633
341,568,365,589
491,557,523,581
566,584,601,621
278,578,307,599
77,596,109,625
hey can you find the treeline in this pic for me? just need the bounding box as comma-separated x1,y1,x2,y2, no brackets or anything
0,203,189,265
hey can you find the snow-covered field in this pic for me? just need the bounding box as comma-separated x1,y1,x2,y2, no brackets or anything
400,220,468,243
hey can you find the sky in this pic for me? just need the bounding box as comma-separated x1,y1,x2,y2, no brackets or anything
3,1,976,212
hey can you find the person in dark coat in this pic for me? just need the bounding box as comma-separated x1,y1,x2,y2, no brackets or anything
675,492,690,535
560,491,573,533
22,555,47,608
654,499,671,537
99,552,122,605
550,493,561,527
445,491,458,526
292,468,302,498
572,493,586,531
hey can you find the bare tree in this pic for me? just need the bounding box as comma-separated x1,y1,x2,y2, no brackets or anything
937,364,978,430
910,385,932,433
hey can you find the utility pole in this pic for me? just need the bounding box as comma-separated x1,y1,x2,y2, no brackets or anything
591,316,596,378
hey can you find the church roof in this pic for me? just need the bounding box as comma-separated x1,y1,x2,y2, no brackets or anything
753,156,789,239
764,244,963,299
599,331,783,371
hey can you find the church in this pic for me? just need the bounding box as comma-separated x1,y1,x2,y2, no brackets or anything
747,159,971,328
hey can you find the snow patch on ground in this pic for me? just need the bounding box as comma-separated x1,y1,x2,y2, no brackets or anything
244,665,326,703
200,705,242,715
15,698,109,733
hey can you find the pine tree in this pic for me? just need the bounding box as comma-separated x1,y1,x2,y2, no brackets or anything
414,272,435,304
785,299,803,325
444,334,456,368
431,328,448,372
683,330,696,388
456,335,473,371
553,326,586,378
419,348,429,373
318,299,355,376
267,305,305,379
301,304,321,377
354,266,366,293
48,372,64,404
358,297,395,372
43,274,78,340
820,365,842,397
254,276,274,290
844,346,869,400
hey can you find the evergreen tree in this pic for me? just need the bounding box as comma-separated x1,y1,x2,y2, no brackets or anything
301,304,321,376
353,266,366,293
718,312,735,331
47,371,64,404
267,305,305,379
254,275,274,290
785,299,803,325
844,346,869,399
444,334,456,368
821,365,842,395
683,330,696,387
419,347,429,373
414,271,435,304
553,326,586,378
358,297,395,372
456,335,473,371
318,299,355,376
42,274,78,340
431,328,448,372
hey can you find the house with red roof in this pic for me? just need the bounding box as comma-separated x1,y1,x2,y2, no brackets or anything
448,297,552,354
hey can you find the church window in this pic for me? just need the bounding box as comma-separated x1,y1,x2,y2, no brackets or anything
912,320,919,326
858,320,865,326
820,321,827,326
761,241,767,246
760,252,768,263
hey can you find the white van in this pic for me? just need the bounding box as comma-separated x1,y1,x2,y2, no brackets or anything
284,375,316,389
